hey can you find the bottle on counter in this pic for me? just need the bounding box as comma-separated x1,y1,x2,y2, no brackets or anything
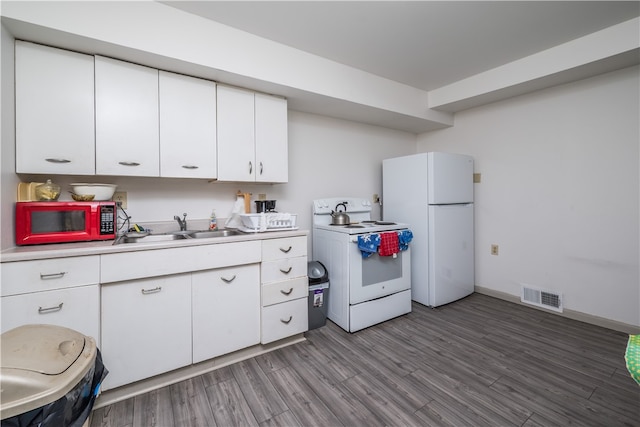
209,209,218,231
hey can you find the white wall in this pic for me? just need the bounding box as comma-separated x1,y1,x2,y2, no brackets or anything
417,66,640,327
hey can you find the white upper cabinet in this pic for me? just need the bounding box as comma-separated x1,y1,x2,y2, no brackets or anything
15,41,95,175
95,56,160,176
217,85,288,183
159,71,217,178
216,85,256,181
255,93,288,183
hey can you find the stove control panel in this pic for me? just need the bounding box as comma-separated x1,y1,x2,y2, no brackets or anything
313,198,372,215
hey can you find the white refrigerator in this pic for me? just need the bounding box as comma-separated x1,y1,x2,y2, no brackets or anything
382,152,474,307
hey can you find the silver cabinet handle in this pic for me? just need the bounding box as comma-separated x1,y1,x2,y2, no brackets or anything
279,246,292,253
45,158,71,164
40,272,67,280
141,286,162,294
280,288,294,296
280,316,293,324
280,267,292,274
182,165,199,169
119,161,141,166
260,162,263,175
249,161,253,174
39,302,63,314
221,275,237,283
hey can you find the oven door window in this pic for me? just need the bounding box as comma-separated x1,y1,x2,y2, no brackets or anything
362,253,403,286
32,211,86,233
349,242,411,305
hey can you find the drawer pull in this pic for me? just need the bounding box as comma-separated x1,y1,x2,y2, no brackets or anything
38,303,63,314
40,272,67,280
280,316,293,324
119,161,141,167
45,158,71,164
141,286,162,295
280,287,294,296
280,267,293,274
182,165,199,169
221,275,237,283
279,246,293,253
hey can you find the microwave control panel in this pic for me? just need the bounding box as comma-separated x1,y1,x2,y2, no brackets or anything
100,204,116,235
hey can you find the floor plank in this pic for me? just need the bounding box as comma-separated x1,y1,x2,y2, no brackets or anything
91,294,640,427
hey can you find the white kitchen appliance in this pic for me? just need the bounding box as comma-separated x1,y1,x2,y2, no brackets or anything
383,152,474,307
312,197,411,332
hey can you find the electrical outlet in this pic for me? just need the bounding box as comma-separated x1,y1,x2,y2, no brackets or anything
373,194,380,203
113,192,127,209
491,244,499,256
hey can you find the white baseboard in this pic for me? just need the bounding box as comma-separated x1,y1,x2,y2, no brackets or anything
475,286,640,335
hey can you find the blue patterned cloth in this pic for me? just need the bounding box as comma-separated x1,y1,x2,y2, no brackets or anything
398,230,413,251
357,233,380,258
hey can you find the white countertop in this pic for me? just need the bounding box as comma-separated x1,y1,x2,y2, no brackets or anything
1,229,309,262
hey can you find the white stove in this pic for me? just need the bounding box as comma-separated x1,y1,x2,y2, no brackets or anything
312,197,412,332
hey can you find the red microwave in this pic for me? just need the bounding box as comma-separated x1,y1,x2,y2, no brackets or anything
16,201,117,245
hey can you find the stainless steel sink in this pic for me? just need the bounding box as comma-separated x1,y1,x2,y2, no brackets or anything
116,229,242,244
188,229,241,239
119,233,188,244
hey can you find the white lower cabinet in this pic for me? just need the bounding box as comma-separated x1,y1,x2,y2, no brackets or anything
192,264,260,363
260,237,309,344
1,256,101,344
101,274,192,390
1,285,100,344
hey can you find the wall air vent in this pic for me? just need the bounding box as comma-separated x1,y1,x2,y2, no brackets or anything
521,285,563,313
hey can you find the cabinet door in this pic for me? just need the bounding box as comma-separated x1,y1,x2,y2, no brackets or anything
15,41,95,175
192,264,260,363
159,71,217,178
216,85,255,181
95,56,160,176
101,274,191,390
1,285,100,345
255,93,288,183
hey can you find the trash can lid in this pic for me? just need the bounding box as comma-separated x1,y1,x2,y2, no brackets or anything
307,261,328,283
0,324,97,420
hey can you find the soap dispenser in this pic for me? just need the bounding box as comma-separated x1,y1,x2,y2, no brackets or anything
209,209,218,231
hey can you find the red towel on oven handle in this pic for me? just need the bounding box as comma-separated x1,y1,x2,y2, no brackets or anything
379,232,400,257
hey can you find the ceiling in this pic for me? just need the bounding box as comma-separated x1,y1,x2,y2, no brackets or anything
162,1,640,92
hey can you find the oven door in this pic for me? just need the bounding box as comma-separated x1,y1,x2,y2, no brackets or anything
348,237,411,305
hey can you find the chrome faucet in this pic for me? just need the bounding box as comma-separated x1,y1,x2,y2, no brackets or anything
174,213,188,231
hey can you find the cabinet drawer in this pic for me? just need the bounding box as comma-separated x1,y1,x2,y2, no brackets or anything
1,256,100,296
261,256,307,284
1,284,100,345
262,276,308,307
101,241,261,283
261,297,308,344
262,236,307,261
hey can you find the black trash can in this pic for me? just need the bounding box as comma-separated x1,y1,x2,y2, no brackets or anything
308,261,329,330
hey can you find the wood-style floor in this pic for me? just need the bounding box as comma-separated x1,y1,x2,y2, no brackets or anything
90,294,639,427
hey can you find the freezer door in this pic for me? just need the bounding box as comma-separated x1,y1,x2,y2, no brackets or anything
428,152,474,204
428,203,474,307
